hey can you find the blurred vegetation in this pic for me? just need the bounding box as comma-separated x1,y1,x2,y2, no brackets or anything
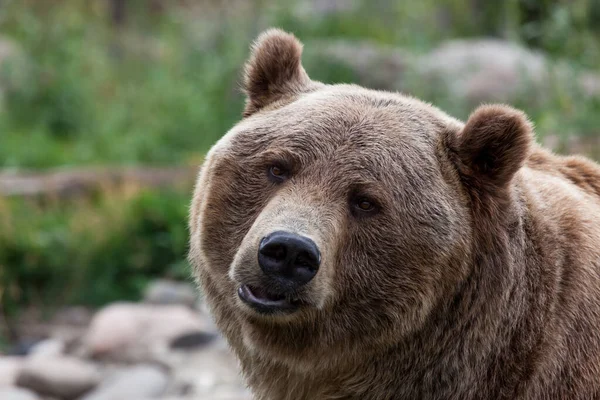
0,187,191,319
0,0,599,343
1,0,599,168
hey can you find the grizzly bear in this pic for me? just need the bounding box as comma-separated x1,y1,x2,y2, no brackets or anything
188,29,600,399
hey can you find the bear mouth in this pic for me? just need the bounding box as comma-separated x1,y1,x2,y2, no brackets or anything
238,284,302,314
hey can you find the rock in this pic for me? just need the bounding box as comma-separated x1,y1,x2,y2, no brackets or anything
133,398,189,400
313,38,600,107
208,390,253,400
169,343,248,399
52,306,93,327
5,339,43,357
0,387,40,400
29,339,65,359
82,303,213,362
16,356,100,399
417,39,551,104
9,307,91,359
133,398,199,400
81,365,168,400
0,357,24,386
0,167,196,199
143,279,198,308
134,394,251,400
170,331,216,350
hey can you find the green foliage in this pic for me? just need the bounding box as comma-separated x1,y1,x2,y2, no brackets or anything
0,187,191,314
0,0,249,167
0,0,599,168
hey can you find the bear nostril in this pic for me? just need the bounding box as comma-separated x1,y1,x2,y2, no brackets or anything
295,251,318,272
260,242,287,261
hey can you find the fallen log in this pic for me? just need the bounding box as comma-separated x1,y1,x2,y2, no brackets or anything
0,167,198,198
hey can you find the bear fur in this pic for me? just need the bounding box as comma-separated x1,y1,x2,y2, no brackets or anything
189,29,600,399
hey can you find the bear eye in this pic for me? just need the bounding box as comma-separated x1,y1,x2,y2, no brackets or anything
357,199,373,210
268,164,288,182
351,196,378,215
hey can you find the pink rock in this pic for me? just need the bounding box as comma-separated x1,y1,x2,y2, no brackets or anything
0,357,24,386
83,303,211,361
0,387,40,400
16,356,100,399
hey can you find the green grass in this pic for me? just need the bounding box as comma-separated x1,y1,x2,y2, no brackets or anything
0,0,249,167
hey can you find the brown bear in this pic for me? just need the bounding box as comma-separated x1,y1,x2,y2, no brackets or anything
188,29,600,400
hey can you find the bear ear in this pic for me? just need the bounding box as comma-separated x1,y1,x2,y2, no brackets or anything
242,28,312,117
453,105,534,192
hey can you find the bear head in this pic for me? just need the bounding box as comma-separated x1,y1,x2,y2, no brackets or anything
189,29,534,372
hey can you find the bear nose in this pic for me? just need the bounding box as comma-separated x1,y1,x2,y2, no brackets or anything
258,231,320,288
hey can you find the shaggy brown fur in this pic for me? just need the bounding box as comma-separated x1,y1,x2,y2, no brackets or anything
189,29,600,399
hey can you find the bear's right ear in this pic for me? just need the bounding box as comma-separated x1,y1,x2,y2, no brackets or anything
450,104,533,195
242,29,312,117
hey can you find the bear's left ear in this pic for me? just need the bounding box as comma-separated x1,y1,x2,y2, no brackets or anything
451,105,534,192
242,28,313,117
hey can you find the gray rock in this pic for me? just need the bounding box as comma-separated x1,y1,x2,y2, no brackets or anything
169,331,216,350
29,339,65,359
0,387,40,400
132,398,197,400
81,365,168,400
5,339,42,357
143,280,198,308
417,39,551,104
169,344,248,399
0,356,24,386
312,38,600,107
83,303,212,362
52,306,94,328
200,388,253,400
16,356,100,399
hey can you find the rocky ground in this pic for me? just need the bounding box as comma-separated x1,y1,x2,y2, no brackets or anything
0,280,251,400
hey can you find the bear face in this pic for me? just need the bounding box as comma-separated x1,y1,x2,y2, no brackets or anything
196,84,474,362
189,30,544,398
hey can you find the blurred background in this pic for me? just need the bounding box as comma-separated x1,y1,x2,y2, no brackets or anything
0,0,599,399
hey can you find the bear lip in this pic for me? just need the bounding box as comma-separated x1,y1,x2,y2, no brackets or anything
238,284,301,314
